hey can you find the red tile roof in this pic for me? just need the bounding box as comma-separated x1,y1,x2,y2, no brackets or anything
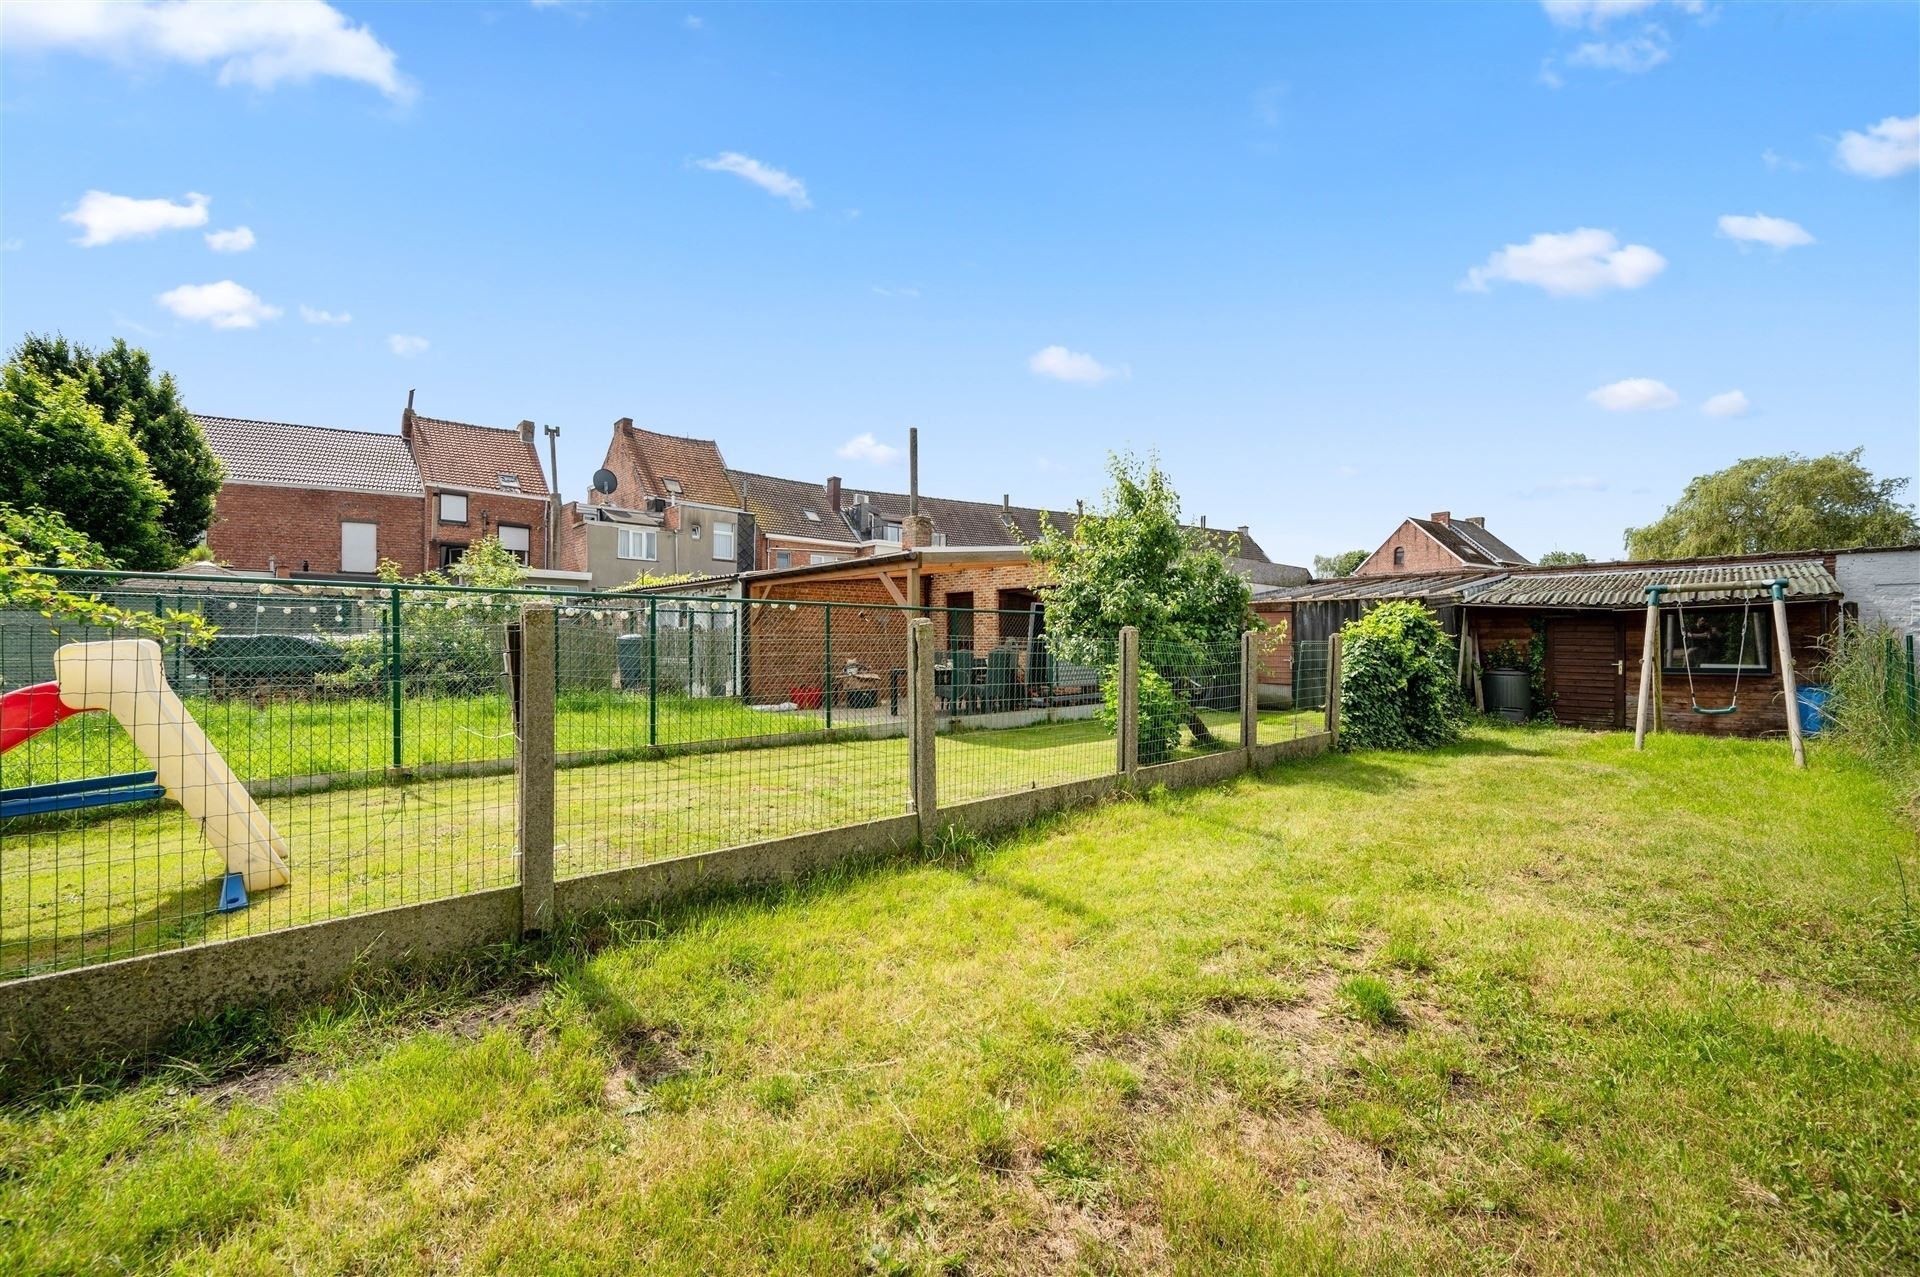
408,412,550,496
597,423,739,509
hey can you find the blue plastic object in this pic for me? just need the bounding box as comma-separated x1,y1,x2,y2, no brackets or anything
217,871,250,913
1796,684,1830,736
0,771,165,820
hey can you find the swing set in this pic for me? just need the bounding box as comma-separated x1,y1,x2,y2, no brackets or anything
1632,576,1806,768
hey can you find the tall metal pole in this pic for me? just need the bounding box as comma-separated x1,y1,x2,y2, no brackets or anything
544,423,561,569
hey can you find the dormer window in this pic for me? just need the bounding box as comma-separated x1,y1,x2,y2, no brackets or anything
662,478,683,495
498,473,521,491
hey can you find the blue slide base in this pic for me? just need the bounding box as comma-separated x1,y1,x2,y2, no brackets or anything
216,871,250,913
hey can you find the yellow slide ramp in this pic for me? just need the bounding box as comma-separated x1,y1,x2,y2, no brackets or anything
53,639,292,893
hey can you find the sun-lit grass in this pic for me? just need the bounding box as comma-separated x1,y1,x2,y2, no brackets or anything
3,724,1913,1273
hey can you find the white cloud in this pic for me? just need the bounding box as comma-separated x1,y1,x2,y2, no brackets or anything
1028,345,1127,385
387,333,430,357
63,190,208,246
1540,0,1659,28
1537,58,1565,89
1566,33,1669,73
1461,228,1666,297
1717,212,1813,251
1834,114,1920,179
1761,148,1802,172
204,225,255,253
684,14,705,30
3,0,413,102
836,432,900,465
1587,378,1678,411
693,152,811,210
155,280,280,329
1701,389,1751,418
299,305,351,326
871,286,920,298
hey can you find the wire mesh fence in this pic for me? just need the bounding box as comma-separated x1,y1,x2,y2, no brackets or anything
933,612,1118,803
3,570,1336,981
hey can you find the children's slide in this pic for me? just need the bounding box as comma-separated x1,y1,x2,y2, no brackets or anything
2,638,291,894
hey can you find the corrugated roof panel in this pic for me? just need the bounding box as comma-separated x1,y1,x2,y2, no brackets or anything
1461,560,1838,609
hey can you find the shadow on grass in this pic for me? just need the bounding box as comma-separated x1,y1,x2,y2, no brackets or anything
0,877,227,980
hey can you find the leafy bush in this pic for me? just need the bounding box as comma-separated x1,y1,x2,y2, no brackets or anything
322,539,525,697
1337,601,1463,751
1101,662,1183,765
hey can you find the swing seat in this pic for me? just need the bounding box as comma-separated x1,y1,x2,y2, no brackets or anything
1690,704,1739,717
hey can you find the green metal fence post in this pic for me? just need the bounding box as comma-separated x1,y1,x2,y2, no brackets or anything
1907,632,1916,728
647,597,658,747
387,585,404,771
824,601,834,730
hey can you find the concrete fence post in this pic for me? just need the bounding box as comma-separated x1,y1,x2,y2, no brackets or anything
908,616,938,844
1118,625,1140,782
1324,632,1343,747
1240,630,1258,756
515,603,557,937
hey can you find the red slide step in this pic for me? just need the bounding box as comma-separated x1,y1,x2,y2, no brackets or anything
0,682,95,754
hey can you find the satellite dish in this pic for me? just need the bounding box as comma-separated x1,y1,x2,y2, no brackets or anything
591,468,618,495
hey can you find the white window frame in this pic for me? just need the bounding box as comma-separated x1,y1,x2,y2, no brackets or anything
617,528,658,561
882,523,902,543
497,524,531,564
713,521,735,561
437,492,468,525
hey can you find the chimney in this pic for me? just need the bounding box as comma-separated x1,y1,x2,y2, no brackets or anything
826,476,842,512
1076,499,1085,517
517,419,535,444
401,388,415,438
616,416,633,434
901,426,933,549
1002,493,1010,511
1236,524,1249,539
1199,515,1207,529
1431,511,1451,524
1466,516,1486,528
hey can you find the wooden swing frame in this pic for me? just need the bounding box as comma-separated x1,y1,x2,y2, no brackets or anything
1632,577,1806,768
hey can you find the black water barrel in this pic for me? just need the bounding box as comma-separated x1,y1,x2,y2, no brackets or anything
1483,670,1530,723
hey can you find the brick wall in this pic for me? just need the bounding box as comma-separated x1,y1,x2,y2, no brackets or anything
741,578,908,703
926,563,1052,653
208,483,426,576
1466,602,1836,738
425,488,552,570
1354,519,1460,576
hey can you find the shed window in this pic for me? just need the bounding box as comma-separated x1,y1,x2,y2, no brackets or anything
1661,609,1772,675
1392,546,1405,567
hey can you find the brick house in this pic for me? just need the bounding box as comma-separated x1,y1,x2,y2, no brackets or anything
728,471,866,570
198,416,428,577
1355,510,1531,576
559,420,751,589
403,401,554,571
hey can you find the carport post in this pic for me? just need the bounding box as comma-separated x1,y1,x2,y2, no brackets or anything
515,603,557,937
1771,580,1806,769
908,617,938,843
1240,630,1258,755
1118,626,1140,782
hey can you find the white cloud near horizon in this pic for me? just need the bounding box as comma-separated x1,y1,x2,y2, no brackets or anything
1540,0,1702,29
387,334,430,357
1461,228,1665,297
693,152,811,209
63,190,208,245
299,305,351,325
1834,114,1920,179
835,432,900,465
3,0,413,102
204,225,255,252
1566,33,1669,74
1028,345,1127,385
1587,378,1679,411
1701,389,1751,418
1717,212,1813,251
155,280,280,328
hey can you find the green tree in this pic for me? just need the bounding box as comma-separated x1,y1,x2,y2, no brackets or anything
1536,550,1591,567
1032,452,1255,746
0,504,211,641
10,334,222,555
1626,449,1917,559
1313,549,1368,578
0,363,173,569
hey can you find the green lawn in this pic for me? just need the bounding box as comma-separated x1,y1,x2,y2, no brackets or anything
3,726,1913,1273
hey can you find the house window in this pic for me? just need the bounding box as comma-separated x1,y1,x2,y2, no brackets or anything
438,492,468,525
663,478,683,495
1662,610,1772,675
932,532,948,547
497,524,531,564
1392,546,1405,567
617,528,658,561
775,550,793,569
340,521,378,574
713,521,735,561
438,542,469,569
946,592,974,652
810,553,845,565
882,523,902,543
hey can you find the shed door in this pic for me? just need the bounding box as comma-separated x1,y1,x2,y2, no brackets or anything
1547,617,1625,729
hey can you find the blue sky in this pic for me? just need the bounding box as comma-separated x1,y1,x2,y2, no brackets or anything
2,1,1915,568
